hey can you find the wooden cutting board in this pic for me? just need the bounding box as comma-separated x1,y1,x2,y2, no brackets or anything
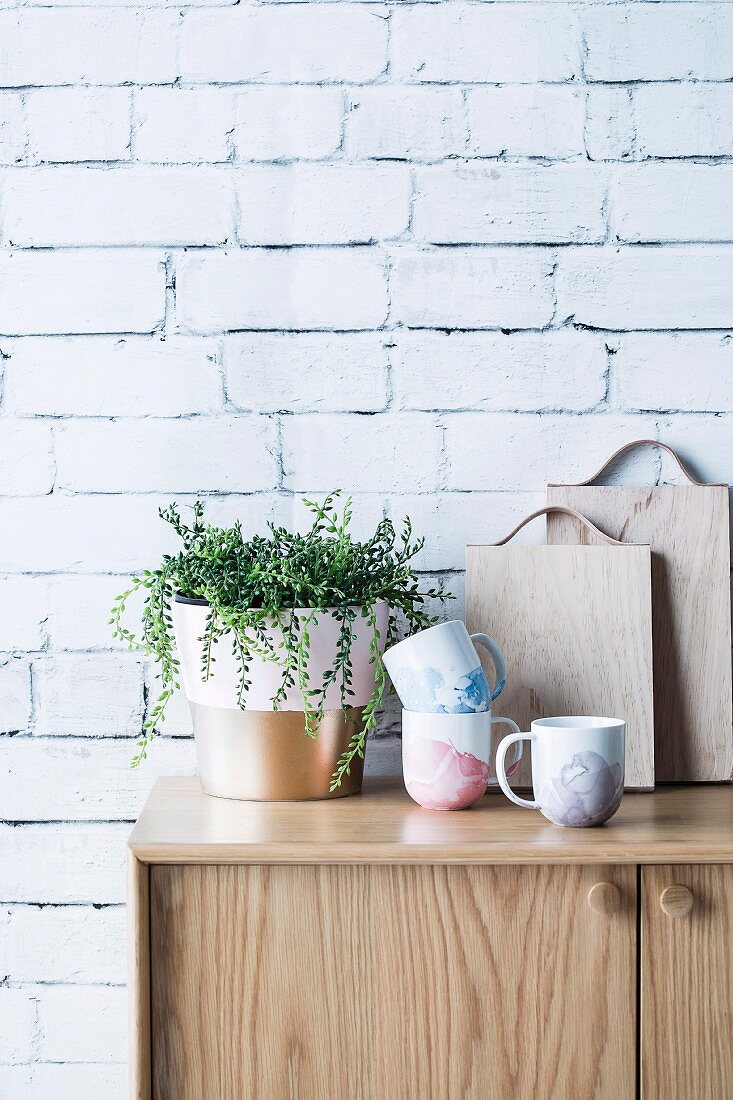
466,507,655,791
548,440,732,783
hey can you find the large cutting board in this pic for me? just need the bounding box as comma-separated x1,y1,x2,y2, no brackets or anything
467,507,655,790
548,440,732,783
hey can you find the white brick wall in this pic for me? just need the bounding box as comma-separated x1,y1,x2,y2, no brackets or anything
0,251,165,335
467,86,586,159
1,2,732,1093
236,163,411,244
4,167,235,247
179,8,388,83
633,85,733,158
412,164,606,243
26,88,132,164
235,87,344,160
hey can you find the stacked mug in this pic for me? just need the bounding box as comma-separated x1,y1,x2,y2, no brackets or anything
382,621,522,810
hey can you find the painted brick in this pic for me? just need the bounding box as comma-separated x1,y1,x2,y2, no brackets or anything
162,495,282,546
466,86,585,159
585,87,635,161
29,1065,126,1100
615,333,733,412
282,413,443,492
556,247,733,330
655,414,733,485
0,495,279,573
391,330,607,412
0,10,178,87
0,577,47,652
38,985,126,1063
0,1067,32,1098
385,491,546,572
47,575,132,651
611,165,733,242
346,87,466,160
33,654,144,736
282,492,387,542
4,166,234,247
373,695,401,741
0,656,31,733
4,336,222,416
364,734,400,777
0,988,35,1064
26,88,131,164
224,333,389,412
0,737,195,821
236,164,410,245
391,248,555,329
392,5,581,83
148,681,193,737
180,8,388,84
0,823,129,903
445,413,659,491
634,84,733,158
0,905,126,984
55,418,278,493
0,496,177,574
36,0,236,6
413,164,606,244
234,87,343,161
177,248,388,332
0,250,164,336
0,93,26,166
0,421,54,495
585,4,733,81
134,87,234,164
399,574,453,628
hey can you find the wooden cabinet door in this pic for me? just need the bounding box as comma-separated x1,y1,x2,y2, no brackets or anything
641,865,733,1100
150,863,636,1100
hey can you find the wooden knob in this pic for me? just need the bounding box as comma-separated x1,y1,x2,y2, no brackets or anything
587,882,621,915
660,885,694,918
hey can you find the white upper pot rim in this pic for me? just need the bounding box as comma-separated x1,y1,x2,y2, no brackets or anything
173,593,387,615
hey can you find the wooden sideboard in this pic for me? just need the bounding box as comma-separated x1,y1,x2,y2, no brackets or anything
128,778,733,1099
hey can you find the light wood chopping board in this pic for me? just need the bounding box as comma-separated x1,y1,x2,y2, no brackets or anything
467,507,655,791
548,440,732,783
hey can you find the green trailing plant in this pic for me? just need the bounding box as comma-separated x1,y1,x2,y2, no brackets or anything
111,492,450,789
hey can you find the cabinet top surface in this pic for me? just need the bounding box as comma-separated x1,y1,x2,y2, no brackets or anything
128,777,733,864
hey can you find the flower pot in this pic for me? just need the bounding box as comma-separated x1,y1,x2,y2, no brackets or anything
172,596,388,801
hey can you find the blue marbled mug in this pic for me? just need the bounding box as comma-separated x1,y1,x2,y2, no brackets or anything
382,620,507,714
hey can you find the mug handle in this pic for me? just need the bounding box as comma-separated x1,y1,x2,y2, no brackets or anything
470,633,507,701
486,717,523,784
496,731,538,809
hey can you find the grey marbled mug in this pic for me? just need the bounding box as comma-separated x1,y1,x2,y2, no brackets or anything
495,716,625,827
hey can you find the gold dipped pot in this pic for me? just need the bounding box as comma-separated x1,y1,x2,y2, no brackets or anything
191,704,365,801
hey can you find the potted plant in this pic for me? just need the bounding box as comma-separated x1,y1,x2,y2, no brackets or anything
111,492,447,800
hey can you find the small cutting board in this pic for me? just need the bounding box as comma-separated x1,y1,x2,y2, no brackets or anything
548,440,732,783
467,507,655,791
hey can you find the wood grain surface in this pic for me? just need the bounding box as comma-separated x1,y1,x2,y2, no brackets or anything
641,864,733,1099
547,485,732,782
128,778,733,865
466,543,655,790
127,851,151,1100
150,863,636,1100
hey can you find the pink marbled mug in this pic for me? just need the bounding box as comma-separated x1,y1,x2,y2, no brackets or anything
402,710,523,811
